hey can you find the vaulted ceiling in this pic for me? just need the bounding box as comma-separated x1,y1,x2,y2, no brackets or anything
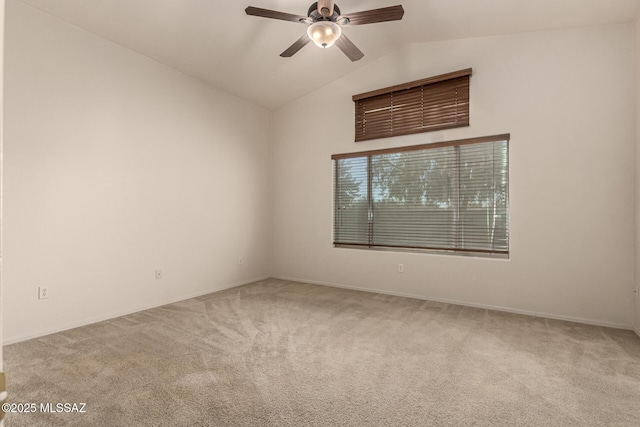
15,0,640,109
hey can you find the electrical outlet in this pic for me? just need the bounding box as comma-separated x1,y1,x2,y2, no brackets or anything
398,264,404,273
155,269,162,280
238,257,244,265
38,286,49,300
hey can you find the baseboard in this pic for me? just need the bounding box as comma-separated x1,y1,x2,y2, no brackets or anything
272,275,633,331
3,276,270,345
7,274,633,345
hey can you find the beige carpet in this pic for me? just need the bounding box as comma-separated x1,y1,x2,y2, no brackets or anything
4,278,640,426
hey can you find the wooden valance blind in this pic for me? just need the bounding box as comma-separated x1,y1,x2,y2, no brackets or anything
353,69,472,142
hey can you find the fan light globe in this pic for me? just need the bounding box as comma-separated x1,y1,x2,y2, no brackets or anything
307,21,342,48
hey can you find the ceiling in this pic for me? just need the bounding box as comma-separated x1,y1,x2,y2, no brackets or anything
15,0,640,110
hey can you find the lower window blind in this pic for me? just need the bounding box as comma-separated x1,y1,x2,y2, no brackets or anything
333,134,509,256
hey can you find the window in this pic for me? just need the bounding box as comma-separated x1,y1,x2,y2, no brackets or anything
332,134,509,256
353,69,471,142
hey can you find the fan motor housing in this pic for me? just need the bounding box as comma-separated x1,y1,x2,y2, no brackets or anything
308,2,341,21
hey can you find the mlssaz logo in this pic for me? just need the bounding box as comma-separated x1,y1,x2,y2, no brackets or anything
40,403,87,413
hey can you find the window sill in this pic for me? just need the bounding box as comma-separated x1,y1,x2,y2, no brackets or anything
334,244,510,260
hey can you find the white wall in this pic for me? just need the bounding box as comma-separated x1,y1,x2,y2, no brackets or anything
273,24,636,328
3,0,272,343
0,0,4,387
636,17,640,337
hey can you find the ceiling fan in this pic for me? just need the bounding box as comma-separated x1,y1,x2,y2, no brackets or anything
245,0,404,61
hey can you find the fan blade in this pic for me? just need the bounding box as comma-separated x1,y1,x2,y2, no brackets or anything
318,0,335,18
335,34,364,62
339,5,404,26
245,6,310,24
280,34,311,57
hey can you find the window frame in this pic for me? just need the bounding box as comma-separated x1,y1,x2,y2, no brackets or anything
332,134,510,258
